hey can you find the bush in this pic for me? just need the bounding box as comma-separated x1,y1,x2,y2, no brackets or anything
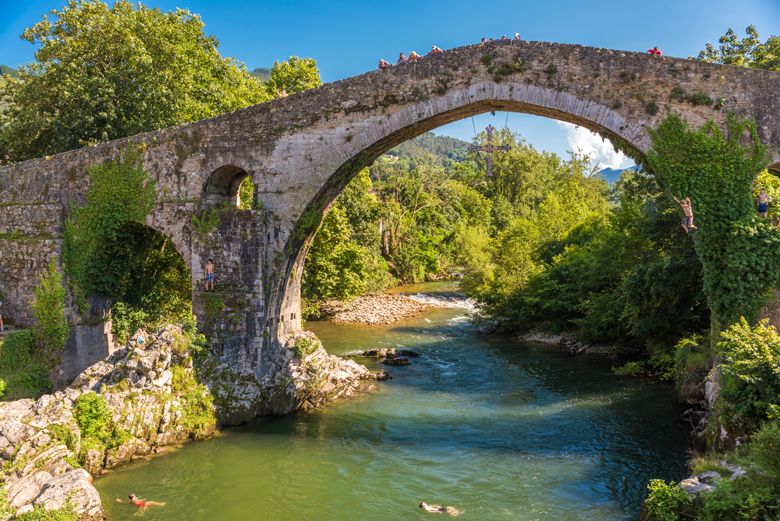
73,392,112,441
751,419,780,480
291,336,317,358
697,476,780,521
644,479,695,521
0,378,5,399
612,361,646,377
673,334,710,404
15,504,78,521
30,259,70,365
716,318,780,434
0,330,52,400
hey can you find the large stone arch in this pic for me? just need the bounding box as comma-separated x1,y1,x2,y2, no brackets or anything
273,88,649,344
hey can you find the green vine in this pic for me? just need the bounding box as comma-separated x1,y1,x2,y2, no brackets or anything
63,149,156,305
191,208,221,238
647,115,774,329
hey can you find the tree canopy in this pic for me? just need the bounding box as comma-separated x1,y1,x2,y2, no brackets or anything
697,25,780,71
0,0,270,162
265,56,322,96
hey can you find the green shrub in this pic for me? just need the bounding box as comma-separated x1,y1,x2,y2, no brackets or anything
30,259,70,365
717,318,780,434
673,334,710,404
0,330,52,400
191,209,221,237
697,476,780,521
0,486,13,519
644,479,695,521
170,365,216,438
291,336,317,358
612,361,646,377
15,504,78,521
751,419,780,480
0,378,6,399
73,392,112,441
48,423,77,452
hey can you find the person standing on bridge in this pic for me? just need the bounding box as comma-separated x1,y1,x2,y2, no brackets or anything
205,259,215,291
758,189,769,218
673,196,697,234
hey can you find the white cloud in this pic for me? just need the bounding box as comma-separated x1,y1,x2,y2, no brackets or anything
556,122,633,170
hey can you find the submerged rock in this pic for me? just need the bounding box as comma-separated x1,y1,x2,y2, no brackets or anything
382,357,411,366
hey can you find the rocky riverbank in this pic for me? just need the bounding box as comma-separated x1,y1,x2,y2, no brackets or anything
517,329,624,355
0,325,216,519
0,327,381,520
319,294,433,325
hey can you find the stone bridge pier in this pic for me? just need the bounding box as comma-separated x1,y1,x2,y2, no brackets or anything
1,40,780,418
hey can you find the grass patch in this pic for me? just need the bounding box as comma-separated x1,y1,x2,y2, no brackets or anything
0,330,52,400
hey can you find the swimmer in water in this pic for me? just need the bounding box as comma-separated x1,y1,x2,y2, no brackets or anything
126,493,166,509
420,501,461,516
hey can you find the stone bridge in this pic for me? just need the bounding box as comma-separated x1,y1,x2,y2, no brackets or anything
2,40,780,405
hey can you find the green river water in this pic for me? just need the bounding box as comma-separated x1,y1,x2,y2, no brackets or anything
95,283,690,520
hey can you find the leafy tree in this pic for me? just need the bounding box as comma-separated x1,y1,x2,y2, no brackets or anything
31,260,70,363
265,56,322,96
697,25,780,71
0,0,269,161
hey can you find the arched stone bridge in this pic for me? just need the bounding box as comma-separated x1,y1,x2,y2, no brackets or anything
2,40,780,401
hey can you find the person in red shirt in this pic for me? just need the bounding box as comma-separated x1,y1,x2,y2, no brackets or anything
647,46,662,56
128,493,165,509
378,59,390,71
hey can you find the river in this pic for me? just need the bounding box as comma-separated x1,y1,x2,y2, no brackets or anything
95,282,689,520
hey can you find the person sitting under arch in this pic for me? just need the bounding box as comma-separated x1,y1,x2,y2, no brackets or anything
378,59,390,71
673,196,697,234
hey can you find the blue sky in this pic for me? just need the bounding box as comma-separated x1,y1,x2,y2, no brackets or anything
1,0,778,167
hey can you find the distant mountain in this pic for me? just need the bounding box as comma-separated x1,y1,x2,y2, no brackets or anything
0,65,17,77
250,67,271,81
596,165,640,184
387,132,470,164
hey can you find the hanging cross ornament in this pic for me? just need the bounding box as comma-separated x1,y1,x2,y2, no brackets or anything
470,125,510,177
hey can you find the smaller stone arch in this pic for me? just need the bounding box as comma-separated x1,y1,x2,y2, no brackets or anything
203,165,251,209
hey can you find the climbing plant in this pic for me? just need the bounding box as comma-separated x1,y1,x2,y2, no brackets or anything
63,149,156,302
30,259,70,364
63,149,192,336
646,115,775,329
